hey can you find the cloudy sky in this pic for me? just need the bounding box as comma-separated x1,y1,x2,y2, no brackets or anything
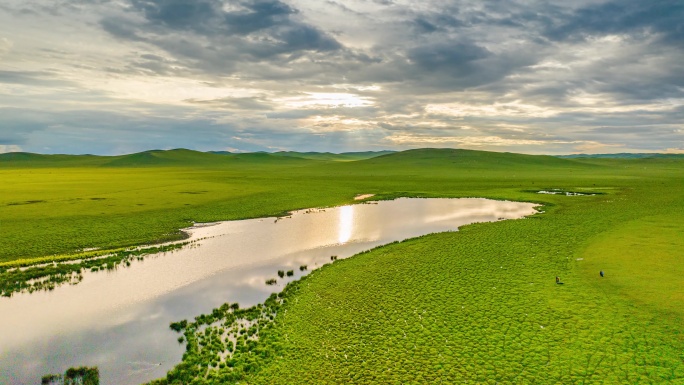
1,0,683,155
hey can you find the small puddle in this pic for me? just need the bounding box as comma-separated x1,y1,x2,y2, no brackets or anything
0,198,537,384
354,194,375,200
537,189,594,196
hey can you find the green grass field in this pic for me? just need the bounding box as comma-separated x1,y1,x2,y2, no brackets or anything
1,148,683,383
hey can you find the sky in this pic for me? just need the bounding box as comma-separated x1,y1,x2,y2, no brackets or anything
1,0,683,155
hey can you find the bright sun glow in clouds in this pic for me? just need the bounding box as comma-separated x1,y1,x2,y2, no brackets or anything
278,93,374,109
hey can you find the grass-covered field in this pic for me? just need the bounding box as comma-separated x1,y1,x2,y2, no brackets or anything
2,148,683,383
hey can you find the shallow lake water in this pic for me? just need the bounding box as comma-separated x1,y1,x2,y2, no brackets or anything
0,198,537,385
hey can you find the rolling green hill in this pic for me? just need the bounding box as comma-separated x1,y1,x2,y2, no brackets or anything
0,149,320,169
101,149,223,167
362,148,592,168
271,150,395,161
0,152,105,167
558,153,684,159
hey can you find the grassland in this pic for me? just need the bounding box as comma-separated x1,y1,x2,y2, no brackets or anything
1,148,683,383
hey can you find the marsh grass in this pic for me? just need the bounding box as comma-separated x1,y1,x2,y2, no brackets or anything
41,366,99,385
0,243,187,297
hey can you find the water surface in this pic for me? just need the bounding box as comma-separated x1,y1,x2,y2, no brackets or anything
0,198,537,384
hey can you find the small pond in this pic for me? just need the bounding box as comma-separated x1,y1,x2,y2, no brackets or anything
0,198,537,384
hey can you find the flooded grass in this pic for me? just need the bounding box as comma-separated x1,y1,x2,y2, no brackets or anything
0,243,187,297
41,366,99,385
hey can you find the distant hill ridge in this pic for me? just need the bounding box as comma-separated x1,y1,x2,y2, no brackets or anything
356,148,589,168
0,148,394,167
557,153,684,159
271,150,395,161
2,148,682,168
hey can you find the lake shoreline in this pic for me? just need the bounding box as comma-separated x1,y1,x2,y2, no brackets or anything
1,197,539,385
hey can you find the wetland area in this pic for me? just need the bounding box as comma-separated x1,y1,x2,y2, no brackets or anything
1,148,682,384
0,197,537,384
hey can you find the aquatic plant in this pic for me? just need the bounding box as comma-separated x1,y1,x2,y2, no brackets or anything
277,270,285,278
169,319,188,333
148,287,296,385
42,366,99,385
265,278,277,285
286,270,293,277
0,242,187,297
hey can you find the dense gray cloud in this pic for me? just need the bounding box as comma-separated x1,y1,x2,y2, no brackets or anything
0,0,682,154
545,0,684,45
102,0,341,70
0,70,77,87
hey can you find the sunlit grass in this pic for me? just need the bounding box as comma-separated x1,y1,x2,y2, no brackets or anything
579,213,684,322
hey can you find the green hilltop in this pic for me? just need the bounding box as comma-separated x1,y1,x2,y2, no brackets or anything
358,147,590,168
558,153,684,159
103,149,311,167
103,149,226,167
271,150,395,161
0,152,105,167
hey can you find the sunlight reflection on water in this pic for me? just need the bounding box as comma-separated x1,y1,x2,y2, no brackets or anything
338,205,354,244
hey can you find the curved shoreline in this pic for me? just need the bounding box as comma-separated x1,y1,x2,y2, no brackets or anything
1,197,539,384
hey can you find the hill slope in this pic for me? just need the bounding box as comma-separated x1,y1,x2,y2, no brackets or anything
356,148,592,169
103,149,232,167
0,152,106,167
272,151,395,161
0,149,319,168
558,153,684,159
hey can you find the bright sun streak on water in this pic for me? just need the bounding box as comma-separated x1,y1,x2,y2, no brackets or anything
338,205,354,244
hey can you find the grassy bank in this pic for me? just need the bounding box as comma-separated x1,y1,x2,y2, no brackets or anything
2,148,683,383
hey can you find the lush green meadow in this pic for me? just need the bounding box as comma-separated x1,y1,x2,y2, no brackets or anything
1,149,683,383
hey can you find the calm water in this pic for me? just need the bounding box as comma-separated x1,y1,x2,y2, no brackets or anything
0,198,537,384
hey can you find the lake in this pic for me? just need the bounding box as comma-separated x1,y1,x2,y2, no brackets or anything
0,198,537,384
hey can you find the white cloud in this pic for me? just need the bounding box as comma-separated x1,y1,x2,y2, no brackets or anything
0,144,22,153
276,93,375,109
571,141,624,154
425,102,558,118
0,38,12,54
385,134,577,147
